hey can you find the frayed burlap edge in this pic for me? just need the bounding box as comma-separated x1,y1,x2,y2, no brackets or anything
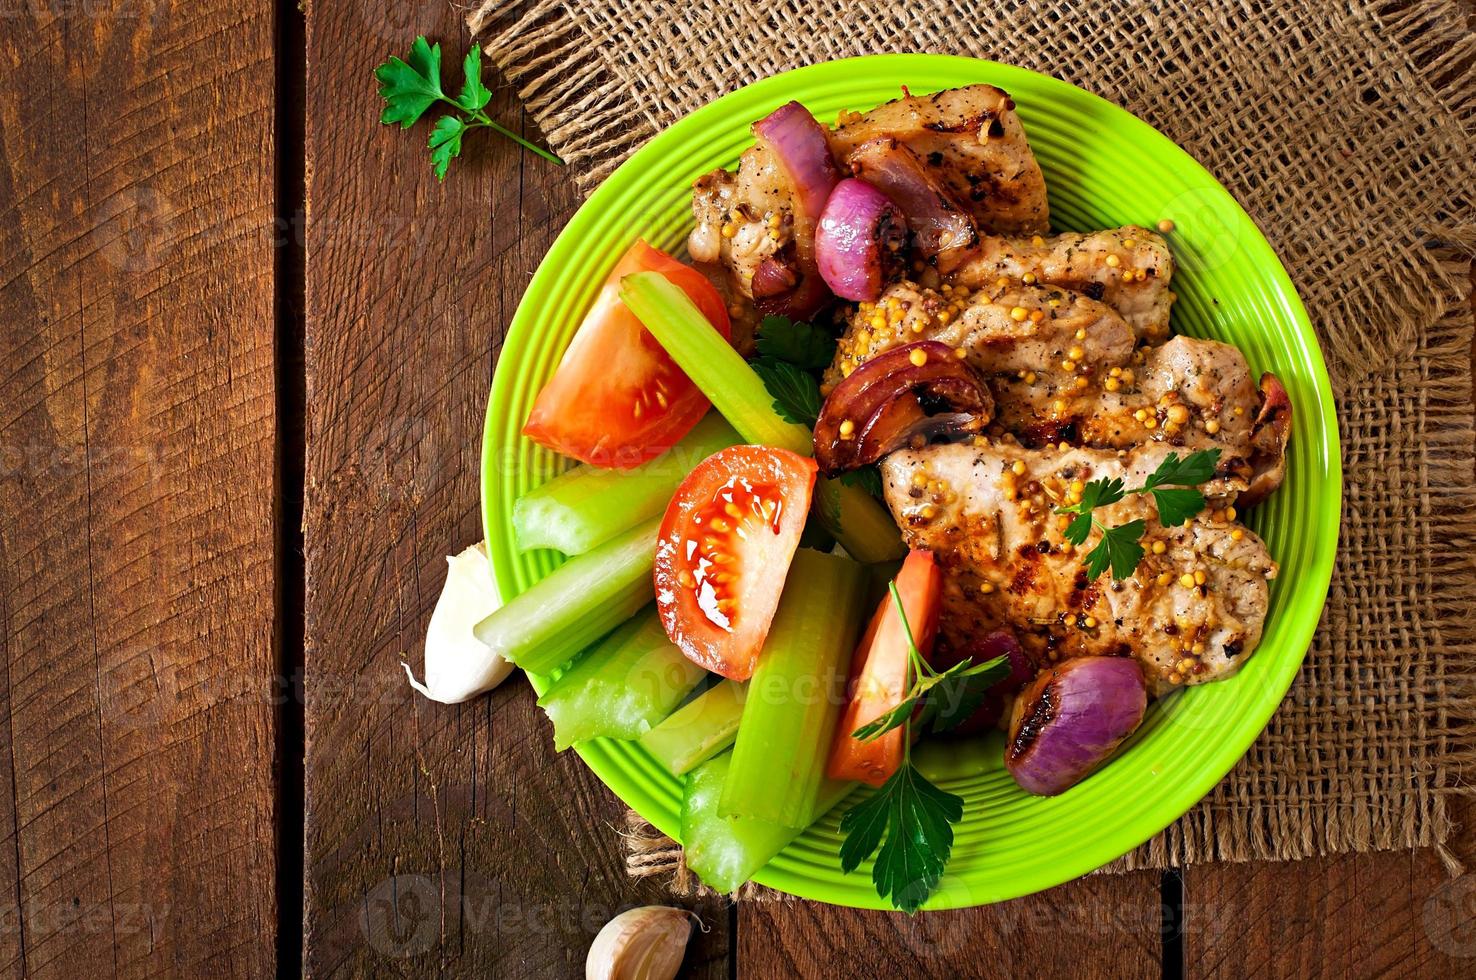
467,0,1476,894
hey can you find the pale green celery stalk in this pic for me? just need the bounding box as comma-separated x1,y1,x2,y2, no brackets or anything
537,606,706,750
717,548,867,826
620,272,904,563
513,412,741,555
682,751,854,894
472,517,659,676
638,679,747,776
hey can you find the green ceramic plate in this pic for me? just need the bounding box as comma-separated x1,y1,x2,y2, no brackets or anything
482,55,1340,909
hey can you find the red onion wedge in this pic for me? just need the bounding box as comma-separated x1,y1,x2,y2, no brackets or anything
1005,656,1147,797
815,178,908,302
1241,372,1292,507
752,101,839,319
847,137,978,273
813,341,993,475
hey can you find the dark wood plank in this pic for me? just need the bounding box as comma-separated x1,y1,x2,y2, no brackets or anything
0,0,280,976
1182,846,1474,977
740,871,1164,979
299,5,730,976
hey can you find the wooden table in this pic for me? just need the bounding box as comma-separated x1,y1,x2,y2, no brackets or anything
1,0,1471,974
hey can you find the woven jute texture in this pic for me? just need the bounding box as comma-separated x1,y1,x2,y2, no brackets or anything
467,0,1476,891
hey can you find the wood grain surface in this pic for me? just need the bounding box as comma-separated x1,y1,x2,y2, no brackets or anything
0,0,1469,974
0,0,280,976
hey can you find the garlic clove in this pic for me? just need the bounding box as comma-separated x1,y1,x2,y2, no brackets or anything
404,542,515,703
586,906,693,980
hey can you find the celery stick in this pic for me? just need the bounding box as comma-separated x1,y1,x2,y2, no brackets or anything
823,481,907,564
538,606,706,750
682,752,854,894
639,680,747,775
513,413,740,555
620,272,904,564
718,548,867,826
621,272,812,453
472,517,658,675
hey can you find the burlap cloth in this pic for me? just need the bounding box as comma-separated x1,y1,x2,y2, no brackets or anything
466,0,1476,891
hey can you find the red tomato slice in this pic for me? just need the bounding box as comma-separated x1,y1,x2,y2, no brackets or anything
523,240,732,468
653,446,818,680
827,549,942,786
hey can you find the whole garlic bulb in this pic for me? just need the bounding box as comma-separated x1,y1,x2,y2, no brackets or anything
586,906,693,980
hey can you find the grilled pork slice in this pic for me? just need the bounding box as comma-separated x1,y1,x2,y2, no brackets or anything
688,145,796,301
823,279,1135,391
880,441,1276,691
828,84,1050,236
986,336,1291,504
951,228,1176,342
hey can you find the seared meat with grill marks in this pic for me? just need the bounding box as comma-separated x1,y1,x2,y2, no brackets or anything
824,281,1290,500
689,145,797,302
951,227,1176,342
823,279,1135,392
828,84,1050,236
880,442,1276,692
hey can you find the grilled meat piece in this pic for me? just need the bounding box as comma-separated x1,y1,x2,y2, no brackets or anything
828,84,1050,236
824,279,1135,392
826,282,1288,494
880,441,1276,692
689,146,797,301
990,335,1263,454
951,227,1176,342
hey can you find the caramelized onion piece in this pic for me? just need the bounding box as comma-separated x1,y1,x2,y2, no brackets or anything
752,102,839,319
815,178,908,302
814,341,993,475
1240,372,1292,507
1005,656,1147,796
847,137,978,273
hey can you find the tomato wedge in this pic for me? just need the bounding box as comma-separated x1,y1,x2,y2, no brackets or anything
523,240,732,468
653,446,817,680
827,549,942,786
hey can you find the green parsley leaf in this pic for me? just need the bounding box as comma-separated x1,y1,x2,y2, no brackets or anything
1062,510,1095,547
854,658,1008,741
755,315,837,370
1140,449,1221,491
925,656,1010,732
1150,486,1206,527
456,46,493,113
375,36,445,128
751,357,822,426
839,465,884,500
839,763,964,914
1084,519,1147,580
375,36,565,177
428,116,466,181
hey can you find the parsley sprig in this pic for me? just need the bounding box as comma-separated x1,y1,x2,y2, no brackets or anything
1054,449,1221,580
375,37,563,180
750,315,834,425
838,583,1007,913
